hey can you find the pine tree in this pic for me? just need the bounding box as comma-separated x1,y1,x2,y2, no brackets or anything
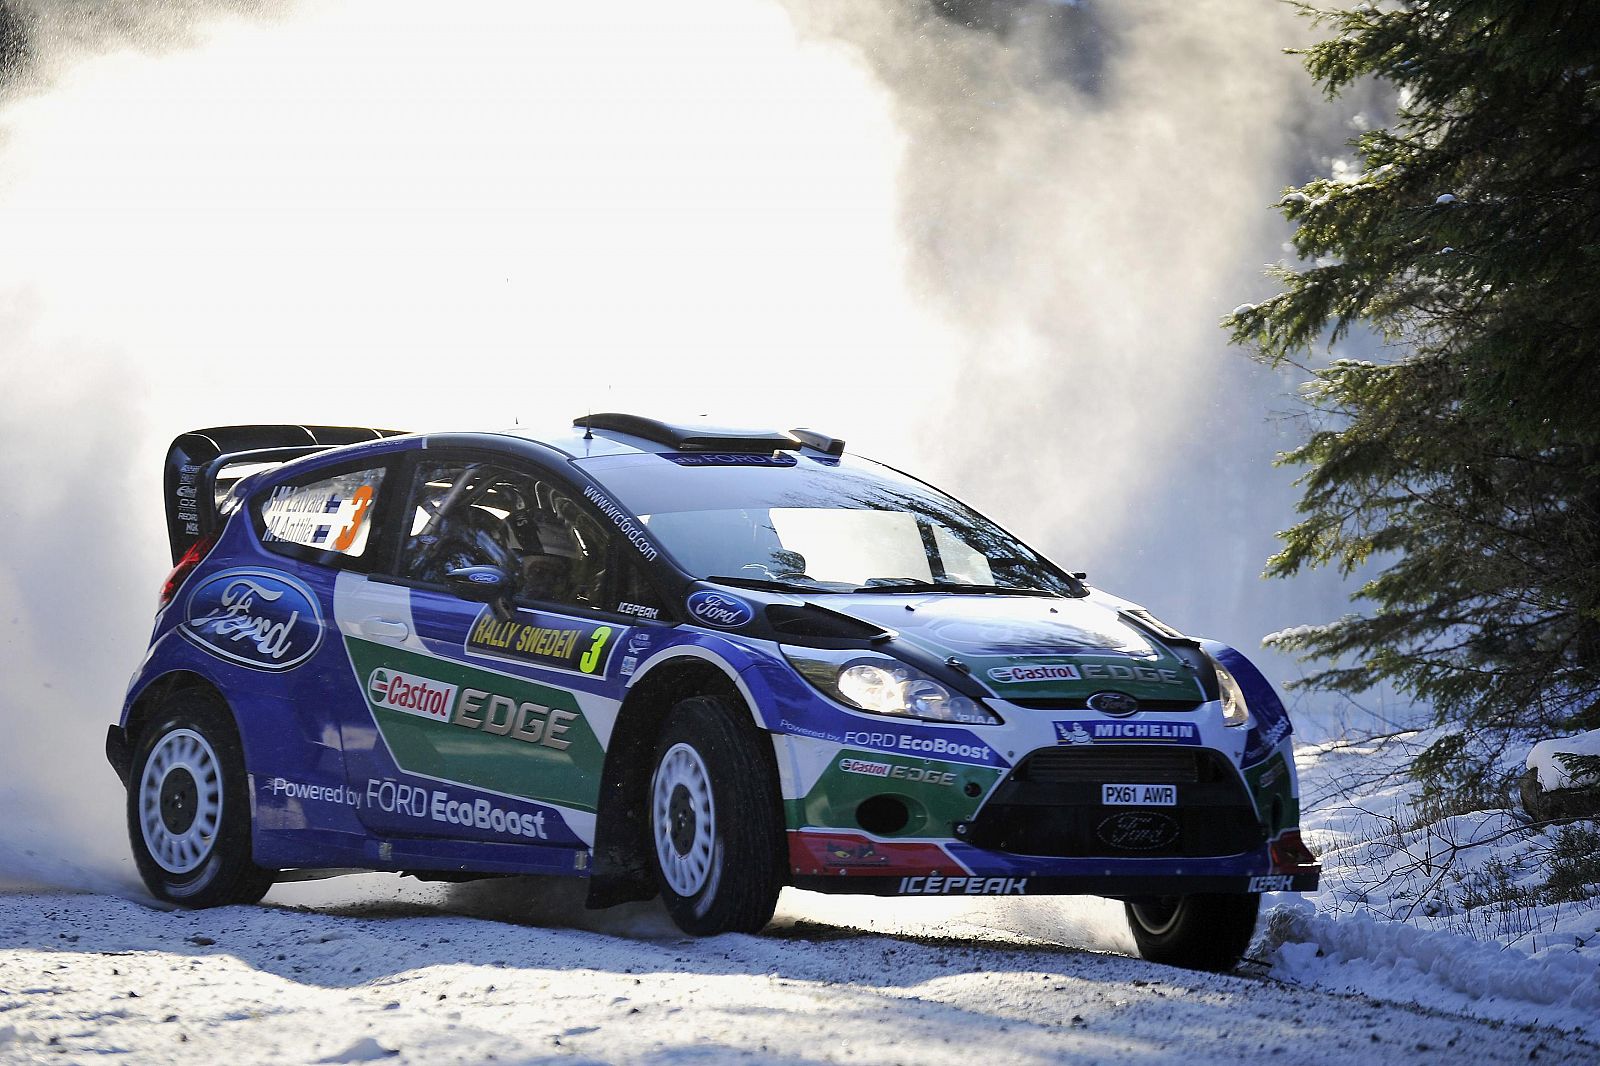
1228,1,1600,788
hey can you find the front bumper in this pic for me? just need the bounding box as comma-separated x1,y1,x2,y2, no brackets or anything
789,833,1320,896
771,675,1320,896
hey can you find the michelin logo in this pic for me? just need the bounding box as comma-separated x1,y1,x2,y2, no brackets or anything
1053,720,1201,745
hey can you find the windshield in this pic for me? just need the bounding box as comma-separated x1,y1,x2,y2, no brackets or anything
578,452,1082,595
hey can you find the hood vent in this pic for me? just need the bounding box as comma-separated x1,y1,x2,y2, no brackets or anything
765,603,892,644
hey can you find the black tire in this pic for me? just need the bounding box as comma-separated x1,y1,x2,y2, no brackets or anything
126,691,274,907
647,695,786,935
1124,893,1261,972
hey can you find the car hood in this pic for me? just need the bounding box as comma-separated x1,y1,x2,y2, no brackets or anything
828,594,1206,703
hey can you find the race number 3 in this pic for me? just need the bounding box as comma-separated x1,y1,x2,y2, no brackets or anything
578,626,613,673
332,484,375,551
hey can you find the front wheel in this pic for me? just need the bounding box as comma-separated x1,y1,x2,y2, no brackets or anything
126,692,274,907
648,695,785,935
1124,893,1261,972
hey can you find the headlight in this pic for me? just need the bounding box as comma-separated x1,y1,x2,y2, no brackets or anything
1208,654,1251,727
782,647,1001,725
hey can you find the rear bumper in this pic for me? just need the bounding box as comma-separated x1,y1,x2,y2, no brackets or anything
105,725,133,787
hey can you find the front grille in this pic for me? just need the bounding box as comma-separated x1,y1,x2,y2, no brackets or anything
1018,747,1202,785
963,746,1264,859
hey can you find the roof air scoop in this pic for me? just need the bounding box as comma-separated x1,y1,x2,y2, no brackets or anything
789,427,846,456
573,413,843,456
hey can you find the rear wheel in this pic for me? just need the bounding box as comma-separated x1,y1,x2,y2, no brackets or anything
648,695,785,935
127,692,274,907
1124,893,1260,972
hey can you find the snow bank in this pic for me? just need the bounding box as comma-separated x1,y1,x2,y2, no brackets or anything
1528,729,1600,791
1270,712,1600,1033
1264,901,1600,1031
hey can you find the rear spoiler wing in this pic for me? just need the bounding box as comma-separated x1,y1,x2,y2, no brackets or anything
164,424,406,564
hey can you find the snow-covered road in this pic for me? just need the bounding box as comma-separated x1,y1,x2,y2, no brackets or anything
2,882,1595,1065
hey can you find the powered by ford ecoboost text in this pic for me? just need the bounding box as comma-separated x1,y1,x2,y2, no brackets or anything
107,415,1319,972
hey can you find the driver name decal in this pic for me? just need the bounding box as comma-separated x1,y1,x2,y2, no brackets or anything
260,469,385,557
465,609,620,676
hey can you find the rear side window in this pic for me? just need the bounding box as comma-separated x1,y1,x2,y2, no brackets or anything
259,468,386,559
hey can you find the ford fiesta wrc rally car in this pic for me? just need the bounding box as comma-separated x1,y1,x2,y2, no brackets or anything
106,414,1318,972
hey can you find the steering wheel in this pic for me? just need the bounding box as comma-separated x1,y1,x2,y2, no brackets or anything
456,512,515,571
411,507,514,577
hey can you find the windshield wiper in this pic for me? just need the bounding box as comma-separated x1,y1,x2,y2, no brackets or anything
703,575,842,594
853,579,1064,597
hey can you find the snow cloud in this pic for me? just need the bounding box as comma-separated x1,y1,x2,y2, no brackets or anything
780,1,1365,643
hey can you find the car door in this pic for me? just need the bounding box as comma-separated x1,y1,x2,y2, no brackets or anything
241,453,400,843
335,450,665,851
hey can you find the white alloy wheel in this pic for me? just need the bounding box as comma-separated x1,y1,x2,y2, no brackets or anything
138,728,223,875
652,741,716,897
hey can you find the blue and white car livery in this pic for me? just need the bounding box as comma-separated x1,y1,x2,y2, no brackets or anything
107,414,1319,971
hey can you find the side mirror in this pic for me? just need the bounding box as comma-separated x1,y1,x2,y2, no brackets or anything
446,565,514,619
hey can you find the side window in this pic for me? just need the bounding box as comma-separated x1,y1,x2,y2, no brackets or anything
612,552,668,621
395,459,618,613
258,467,386,564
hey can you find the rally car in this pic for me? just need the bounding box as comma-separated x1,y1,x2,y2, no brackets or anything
106,414,1318,972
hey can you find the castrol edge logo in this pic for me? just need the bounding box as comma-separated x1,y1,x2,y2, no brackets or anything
368,668,458,723
987,663,1081,684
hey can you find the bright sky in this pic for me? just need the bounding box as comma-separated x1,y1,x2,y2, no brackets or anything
0,0,949,444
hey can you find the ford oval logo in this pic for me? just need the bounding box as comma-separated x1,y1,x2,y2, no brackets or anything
1095,811,1180,851
1087,691,1140,716
181,568,324,671
686,590,755,629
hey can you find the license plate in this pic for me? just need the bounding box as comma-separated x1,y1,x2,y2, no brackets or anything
1101,783,1177,806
